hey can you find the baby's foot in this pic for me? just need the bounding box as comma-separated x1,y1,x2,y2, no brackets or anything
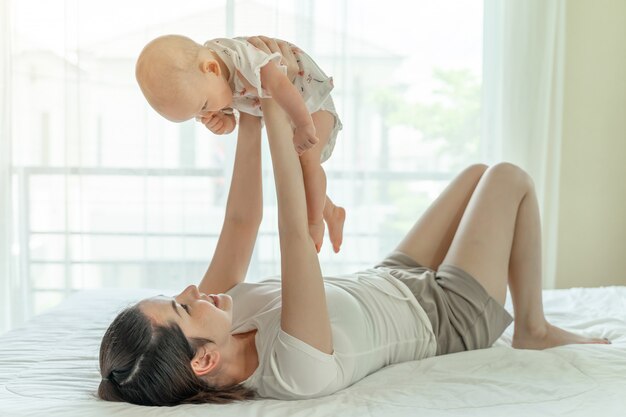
309,221,325,253
324,205,345,253
512,322,611,350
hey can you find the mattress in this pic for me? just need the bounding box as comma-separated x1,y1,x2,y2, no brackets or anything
1,286,625,417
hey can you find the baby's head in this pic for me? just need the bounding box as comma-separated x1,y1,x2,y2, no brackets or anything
136,35,232,122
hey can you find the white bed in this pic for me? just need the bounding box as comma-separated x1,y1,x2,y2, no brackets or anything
1,286,625,417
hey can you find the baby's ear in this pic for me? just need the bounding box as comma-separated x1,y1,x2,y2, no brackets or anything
201,59,221,76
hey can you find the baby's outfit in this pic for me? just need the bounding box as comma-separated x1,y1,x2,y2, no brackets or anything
204,37,342,162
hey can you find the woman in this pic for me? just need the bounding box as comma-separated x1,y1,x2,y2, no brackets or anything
98,39,609,406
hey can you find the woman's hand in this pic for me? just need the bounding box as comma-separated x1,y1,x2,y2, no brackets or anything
247,36,301,83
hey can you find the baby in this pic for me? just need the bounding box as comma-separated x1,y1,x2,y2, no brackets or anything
135,35,345,253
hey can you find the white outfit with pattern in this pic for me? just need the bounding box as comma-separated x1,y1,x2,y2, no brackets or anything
204,37,342,162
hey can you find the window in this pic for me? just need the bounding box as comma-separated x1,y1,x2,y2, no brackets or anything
5,0,485,319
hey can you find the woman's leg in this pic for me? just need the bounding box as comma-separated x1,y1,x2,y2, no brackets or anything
394,164,488,269
441,163,608,348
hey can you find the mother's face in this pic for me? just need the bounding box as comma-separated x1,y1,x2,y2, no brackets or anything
139,285,234,347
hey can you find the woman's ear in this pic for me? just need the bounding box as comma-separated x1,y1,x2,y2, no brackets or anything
191,345,221,377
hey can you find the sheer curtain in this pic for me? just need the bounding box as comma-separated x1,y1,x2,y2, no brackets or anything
1,0,16,334
1,0,486,332
482,0,567,288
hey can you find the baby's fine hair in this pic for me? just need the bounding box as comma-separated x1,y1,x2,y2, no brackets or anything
135,35,204,108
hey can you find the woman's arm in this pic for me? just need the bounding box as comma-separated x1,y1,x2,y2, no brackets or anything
198,113,263,295
262,98,333,354
248,36,312,139
260,62,319,155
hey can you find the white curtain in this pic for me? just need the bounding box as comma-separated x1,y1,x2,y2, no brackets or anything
482,0,567,289
1,0,16,334
1,0,486,332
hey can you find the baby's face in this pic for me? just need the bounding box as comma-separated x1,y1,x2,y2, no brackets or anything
158,70,233,122
192,70,233,117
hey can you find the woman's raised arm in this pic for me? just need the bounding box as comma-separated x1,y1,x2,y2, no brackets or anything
262,98,333,354
198,113,263,295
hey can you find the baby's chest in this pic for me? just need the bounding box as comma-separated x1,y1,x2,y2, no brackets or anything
232,96,262,112
233,71,260,98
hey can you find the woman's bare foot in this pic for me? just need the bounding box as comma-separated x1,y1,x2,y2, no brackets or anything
512,322,611,350
309,221,325,253
324,205,345,253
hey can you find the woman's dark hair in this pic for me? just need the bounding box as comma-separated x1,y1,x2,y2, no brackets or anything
98,305,255,406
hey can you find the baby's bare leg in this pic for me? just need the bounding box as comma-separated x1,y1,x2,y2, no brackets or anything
323,195,345,253
300,111,335,252
300,148,326,253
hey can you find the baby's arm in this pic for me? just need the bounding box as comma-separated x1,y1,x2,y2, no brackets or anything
260,62,319,154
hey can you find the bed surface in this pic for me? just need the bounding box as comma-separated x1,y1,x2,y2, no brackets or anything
1,286,625,417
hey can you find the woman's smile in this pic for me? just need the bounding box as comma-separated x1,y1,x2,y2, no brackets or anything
209,294,219,309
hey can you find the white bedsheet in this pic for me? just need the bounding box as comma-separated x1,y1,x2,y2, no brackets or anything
0,287,625,417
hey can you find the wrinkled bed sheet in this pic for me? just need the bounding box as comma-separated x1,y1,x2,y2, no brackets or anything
1,287,625,417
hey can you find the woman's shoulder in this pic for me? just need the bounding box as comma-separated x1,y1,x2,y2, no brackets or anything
228,281,282,334
226,278,280,295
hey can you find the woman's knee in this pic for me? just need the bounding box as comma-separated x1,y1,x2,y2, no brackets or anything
464,163,489,178
485,162,534,194
453,164,488,186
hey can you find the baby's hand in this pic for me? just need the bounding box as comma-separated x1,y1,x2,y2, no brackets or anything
293,124,319,155
198,111,236,135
